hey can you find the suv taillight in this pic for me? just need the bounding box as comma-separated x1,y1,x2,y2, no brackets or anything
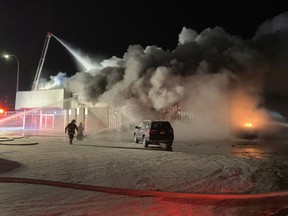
148,129,157,134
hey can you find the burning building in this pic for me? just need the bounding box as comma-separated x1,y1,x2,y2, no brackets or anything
4,11,288,140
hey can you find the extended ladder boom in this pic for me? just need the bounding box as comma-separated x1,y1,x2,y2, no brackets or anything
31,32,52,91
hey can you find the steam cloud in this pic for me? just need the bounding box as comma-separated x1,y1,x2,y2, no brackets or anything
40,11,288,139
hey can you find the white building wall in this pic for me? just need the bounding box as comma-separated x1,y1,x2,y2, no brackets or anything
15,89,68,110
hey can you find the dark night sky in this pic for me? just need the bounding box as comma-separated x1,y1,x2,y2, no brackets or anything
0,0,288,109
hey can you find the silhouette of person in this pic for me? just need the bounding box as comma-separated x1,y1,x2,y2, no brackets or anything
65,119,78,144
76,122,84,140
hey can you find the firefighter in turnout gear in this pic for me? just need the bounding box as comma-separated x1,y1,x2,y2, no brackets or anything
65,119,78,144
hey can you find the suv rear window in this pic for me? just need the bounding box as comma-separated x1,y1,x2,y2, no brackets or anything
151,122,173,130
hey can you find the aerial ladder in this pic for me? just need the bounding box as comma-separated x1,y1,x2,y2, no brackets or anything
31,32,52,91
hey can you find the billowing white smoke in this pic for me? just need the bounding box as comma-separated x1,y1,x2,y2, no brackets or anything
255,11,288,37
41,11,288,139
38,72,68,90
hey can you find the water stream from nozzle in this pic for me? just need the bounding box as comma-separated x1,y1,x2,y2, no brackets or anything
51,34,98,71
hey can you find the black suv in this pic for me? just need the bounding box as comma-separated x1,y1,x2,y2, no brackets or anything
134,120,174,151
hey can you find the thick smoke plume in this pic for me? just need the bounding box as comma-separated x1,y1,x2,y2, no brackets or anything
40,11,288,139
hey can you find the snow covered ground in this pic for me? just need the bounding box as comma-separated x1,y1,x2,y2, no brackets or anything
0,131,288,215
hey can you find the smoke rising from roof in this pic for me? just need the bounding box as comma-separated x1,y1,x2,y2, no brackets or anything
39,11,288,139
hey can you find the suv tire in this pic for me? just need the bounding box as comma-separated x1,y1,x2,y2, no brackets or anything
166,142,173,151
143,136,149,148
134,134,139,143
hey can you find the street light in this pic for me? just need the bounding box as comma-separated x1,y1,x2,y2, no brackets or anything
3,54,19,92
